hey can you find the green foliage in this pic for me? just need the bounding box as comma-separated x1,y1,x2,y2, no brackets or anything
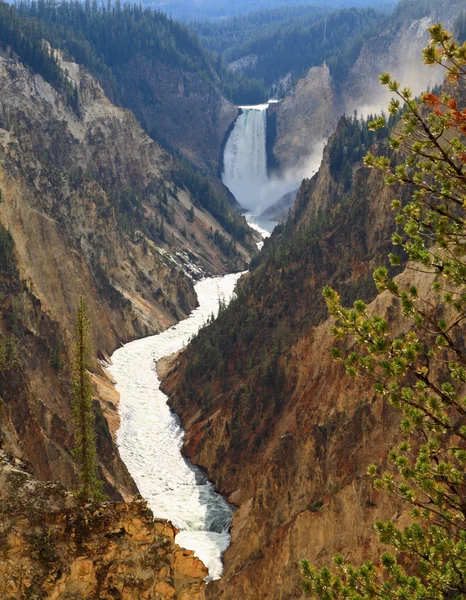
303,25,466,600
171,161,249,241
308,499,324,513
186,205,195,223
71,297,103,502
50,339,64,371
17,0,212,83
212,229,238,258
0,335,17,373
15,0,265,107
329,113,394,191
221,72,267,105
393,0,461,22
0,2,78,109
160,0,396,22
197,7,383,89
30,529,59,573
0,224,17,276
193,6,329,57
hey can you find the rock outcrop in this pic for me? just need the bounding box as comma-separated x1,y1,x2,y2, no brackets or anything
270,63,339,172
260,188,298,221
342,17,445,117
0,450,207,599
271,10,461,175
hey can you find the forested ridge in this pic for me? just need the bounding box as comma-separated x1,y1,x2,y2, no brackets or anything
14,0,213,94
153,0,396,22
3,0,265,106
5,0,453,111
192,0,465,97
192,6,330,58
193,7,384,91
0,0,257,241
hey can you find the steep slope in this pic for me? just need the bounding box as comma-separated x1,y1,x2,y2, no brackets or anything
0,46,255,498
271,0,463,171
15,2,239,173
268,63,339,173
114,58,238,172
0,450,207,599
162,118,416,598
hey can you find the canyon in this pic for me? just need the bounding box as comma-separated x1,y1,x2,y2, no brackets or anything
0,1,464,598
163,126,409,597
0,46,255,499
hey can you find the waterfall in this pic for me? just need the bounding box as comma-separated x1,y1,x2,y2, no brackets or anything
222,104,269,213
222,102,305,228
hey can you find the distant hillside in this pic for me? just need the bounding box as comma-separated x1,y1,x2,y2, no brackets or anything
150,0,396,21
193,0,464,96
237,8,381,88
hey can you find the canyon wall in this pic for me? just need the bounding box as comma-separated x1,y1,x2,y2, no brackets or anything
269,63,338,173
163,124,418,598
271,10,459,174
0,49,255,498
115,58,239,172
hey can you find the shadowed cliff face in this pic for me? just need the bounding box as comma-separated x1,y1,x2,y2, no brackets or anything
115,57,239,173
0,450,207,599
0,50,255,497
161,127,417,598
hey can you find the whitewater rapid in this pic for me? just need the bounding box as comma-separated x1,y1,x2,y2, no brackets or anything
108,273,242,580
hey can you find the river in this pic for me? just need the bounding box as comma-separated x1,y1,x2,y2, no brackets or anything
107,273,243,580
109,101,276,581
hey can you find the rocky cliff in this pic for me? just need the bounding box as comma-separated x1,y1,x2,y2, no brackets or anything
269,63,340,173
0,47,255,499
0,450,207,599
162,122,417,598
271,8,460,174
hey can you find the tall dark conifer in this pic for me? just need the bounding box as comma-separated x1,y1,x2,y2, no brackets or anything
72,297,102,502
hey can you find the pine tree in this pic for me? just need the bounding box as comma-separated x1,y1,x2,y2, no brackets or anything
71,297,102,502
302,24,466,599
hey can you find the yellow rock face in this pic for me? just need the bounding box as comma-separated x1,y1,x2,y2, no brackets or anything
0,452,207,600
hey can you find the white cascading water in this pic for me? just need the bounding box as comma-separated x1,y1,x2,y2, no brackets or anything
109,102,275,582
108,273,242,580
222,102,307,229
222,104,269,214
